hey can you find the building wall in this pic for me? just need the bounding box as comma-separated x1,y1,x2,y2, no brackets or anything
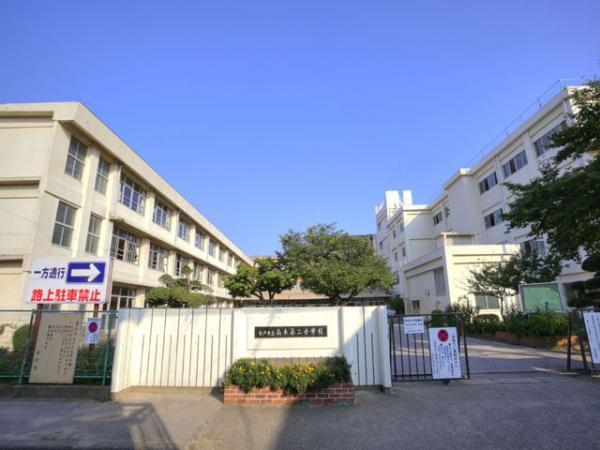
0,102,252,310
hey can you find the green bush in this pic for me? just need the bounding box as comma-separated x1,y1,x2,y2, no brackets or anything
470,314,505,335
12,325,30,354
430,309,444,327
225,356,352,394
504,310,568,337
446,303,479,325
389,296,405,315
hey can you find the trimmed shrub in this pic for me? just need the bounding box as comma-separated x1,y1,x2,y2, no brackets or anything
389,296,405,315
470,314,505,335
12,325,30,354
504,310,568,337
225,356,351,394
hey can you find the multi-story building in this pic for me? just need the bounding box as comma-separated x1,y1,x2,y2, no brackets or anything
374,83,592,314
0,102,252,310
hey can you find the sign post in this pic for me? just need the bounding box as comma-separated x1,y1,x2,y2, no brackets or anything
583,312,600,364
429,327,462,381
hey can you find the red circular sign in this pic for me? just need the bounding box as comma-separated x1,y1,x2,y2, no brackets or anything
88,321,99,333
437,329,449,342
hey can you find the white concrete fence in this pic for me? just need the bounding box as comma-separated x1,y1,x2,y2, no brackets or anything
111,306,392,393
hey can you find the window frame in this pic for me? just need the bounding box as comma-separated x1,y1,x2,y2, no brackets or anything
479,172,498,194
118,172,146,214
95,158,110,194
433,267,447,296
52,201,77,248
177,218,190,241
502,150,528,178
110,226,141,264
432,210,443,226
484,208,504,229
153,199,172,230
65,136,87,180
148,243,169,272
85,214,102,255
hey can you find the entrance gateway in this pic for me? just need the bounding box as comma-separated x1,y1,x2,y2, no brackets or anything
388,313,470,383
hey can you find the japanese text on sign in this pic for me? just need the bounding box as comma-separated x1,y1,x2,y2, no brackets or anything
583,312,600,364
429,327,462,380
254,326,327,338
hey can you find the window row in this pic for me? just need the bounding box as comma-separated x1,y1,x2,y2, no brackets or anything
484,208,503,229
62,136,239,267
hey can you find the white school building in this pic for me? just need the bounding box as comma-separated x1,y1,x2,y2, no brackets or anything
374,82,593,315
0,102,252,310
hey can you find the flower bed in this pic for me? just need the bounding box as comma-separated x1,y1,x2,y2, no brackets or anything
223,356,354,405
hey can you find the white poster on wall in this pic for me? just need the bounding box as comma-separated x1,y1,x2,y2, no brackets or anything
403,316,425,334
429,327,462,380
583,312,600,364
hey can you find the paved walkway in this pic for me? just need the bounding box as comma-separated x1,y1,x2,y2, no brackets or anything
466,337,576,374
1,372,599,449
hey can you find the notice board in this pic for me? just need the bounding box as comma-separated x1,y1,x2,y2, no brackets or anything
29,313,83,384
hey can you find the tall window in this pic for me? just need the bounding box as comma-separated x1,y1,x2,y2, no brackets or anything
148,243,168,272
208,239,216,256
85,215,102,254
175,254,188,276
52,202,76,248
206,269,214,286
218,273,225,288
392,229,397,239
218,247,225,262
394,252,398,261
484,208,503,229
65,136,87,180
401,247,406,258
502,150,528,178
95,158,110,194
227,253,233,267
193,263,203,281
110,227,141,264
195,229,205,249
177,218,190,241
433,267,446,296
534,122,565,157
479,172,498,194
398,221,404,233
153,199,171,230
104,286,137,310
119,172,146,214
432,211,443,225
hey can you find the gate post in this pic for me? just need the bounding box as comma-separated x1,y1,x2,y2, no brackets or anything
377,307,392,390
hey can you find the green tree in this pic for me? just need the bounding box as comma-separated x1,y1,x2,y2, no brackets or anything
503,79,600,270
146,267,208,308
467,252,562,314
224,257,295,302
279,224,394,304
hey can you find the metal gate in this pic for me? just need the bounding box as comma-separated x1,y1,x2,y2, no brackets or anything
388,313,470,382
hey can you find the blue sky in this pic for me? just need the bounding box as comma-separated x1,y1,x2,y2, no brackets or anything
1,1,598,256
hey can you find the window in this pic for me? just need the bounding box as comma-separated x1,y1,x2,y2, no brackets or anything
119,172,146,214
65,136,87,180
377,222,381,231
502,150,528,178
178,218,190,241
148,243,168,272
206,269,214,286
433,211,443,225
484,208,503,229
85,215,102,254
392,229,397,239
401,247,406,258
175,254,188,276
475,294,500,310
192,263,203,281
378,241,383,252
110,227,141,264
95,158,110,194
534,122,565,157
434,267,446,296
52,202,76,248
398,221,404,233
520,239,546,256
104,286,136,311
153,199,171,230
218,273,225,288
479,172,498,194
227,253,233,267
393,272,400,284
208,239,216,257
218,247,225,262
411,300,420,314
394,252,398,261
444,206,451,218
195,229,205,249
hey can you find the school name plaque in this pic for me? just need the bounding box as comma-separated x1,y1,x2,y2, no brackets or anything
254,326,327,338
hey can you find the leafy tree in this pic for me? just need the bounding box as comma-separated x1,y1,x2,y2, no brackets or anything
146,268,208,308
224,257,295,302
467,252,562,314
503,79,600,270
279,224,394,304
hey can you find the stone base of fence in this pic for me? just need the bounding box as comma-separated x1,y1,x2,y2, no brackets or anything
224,383,354,405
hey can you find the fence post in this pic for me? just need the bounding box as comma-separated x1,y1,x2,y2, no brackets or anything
101,311,115,386
17,309,36,385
